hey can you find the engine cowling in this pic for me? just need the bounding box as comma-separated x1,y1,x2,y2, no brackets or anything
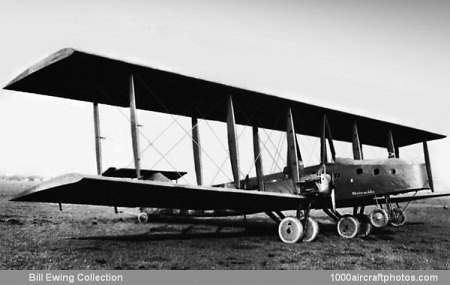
298,173,331,194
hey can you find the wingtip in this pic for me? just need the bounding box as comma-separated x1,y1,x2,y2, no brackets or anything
10,173,84,202
4,48,77,90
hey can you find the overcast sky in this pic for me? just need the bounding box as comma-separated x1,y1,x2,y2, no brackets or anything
0,0,449,189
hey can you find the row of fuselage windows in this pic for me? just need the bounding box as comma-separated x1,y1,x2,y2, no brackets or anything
333,168,397,179
356,168,397,175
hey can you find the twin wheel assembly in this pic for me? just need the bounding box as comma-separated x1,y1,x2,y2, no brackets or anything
336,207,406,239
278,216,319,243
337,214,373,238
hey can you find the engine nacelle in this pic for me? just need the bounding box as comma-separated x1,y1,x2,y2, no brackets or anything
298,173,331,194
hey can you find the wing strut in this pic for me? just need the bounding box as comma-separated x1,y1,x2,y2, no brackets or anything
423,139,434,192
387,130,398,158
129,74,142,179
324,115,336,162
320,116,328,164
286,108,301,194
295,135,303,162
94,102,119,213
93,102,103,175
191,117,203,186
227,95,241,188
252,126,264,191
352,122,363,160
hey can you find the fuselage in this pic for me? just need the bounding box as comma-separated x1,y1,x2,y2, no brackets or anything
241,157,430,209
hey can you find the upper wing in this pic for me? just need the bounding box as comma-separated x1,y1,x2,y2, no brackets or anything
4,48,444,147
11,174,306,212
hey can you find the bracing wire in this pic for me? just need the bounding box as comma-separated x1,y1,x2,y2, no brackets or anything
136,74,235,183
81,58,190,182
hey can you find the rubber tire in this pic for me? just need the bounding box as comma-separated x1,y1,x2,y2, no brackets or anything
369,208,389,228
301,217,319,242
337,215,360,239
278,217,304,243
137,213,148,223
389,208,406,227
356,214,373,236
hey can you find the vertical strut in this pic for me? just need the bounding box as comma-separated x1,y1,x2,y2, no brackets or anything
423,139,434,192
387,130,396,158
295,135,303,162
129,74,141,179
192,117,203,186
286,108,300,194
227,96,241,188
324,116,336,162
320,116,328,164
252,126,264,191
385,195,392,212
352,122,363,160
93,102,103,175
96,102,116,213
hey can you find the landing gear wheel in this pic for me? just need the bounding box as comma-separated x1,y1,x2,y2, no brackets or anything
356,214,373,236
301,217,319,242
337,215,360,239
278,217,304,243
137,213,148,223
369,208,389,228
389,208,406,227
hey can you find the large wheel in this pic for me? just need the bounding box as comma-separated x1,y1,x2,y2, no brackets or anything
337,215,360,239
356,214,373,236
389,207,406,227
369,208,389,228
278,217,304,243
301,217,319,242
137,213,148,223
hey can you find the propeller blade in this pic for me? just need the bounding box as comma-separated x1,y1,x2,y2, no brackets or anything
331,188,336,213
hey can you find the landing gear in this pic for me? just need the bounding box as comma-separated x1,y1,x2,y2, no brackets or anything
278,217,304,243
383,195,407,227
369,208,389,228
278,201,319,243
324,207,367,239
337,215,360,239
367,195,407,228
278,216,319,243
389,207,406,227
356,214,373,236
302,217,319,242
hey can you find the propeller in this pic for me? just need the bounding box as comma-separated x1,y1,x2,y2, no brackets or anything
331,188,336,213
320,163,336,212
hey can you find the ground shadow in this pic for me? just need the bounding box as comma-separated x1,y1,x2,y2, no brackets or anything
74,226,276,242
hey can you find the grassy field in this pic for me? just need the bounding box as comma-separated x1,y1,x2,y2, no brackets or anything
0,180,449,270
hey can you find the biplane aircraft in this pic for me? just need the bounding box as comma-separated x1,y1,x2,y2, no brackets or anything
5,48,450,243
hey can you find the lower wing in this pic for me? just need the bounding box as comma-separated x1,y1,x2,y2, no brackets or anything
11,174,306,212
337,192,450,208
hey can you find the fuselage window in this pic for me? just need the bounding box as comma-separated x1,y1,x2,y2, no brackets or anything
373,168,380,175
356,168,363,175
391,169,396,175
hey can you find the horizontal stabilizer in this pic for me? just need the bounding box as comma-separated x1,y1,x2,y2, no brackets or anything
11,174,305,212
102,167,187,181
